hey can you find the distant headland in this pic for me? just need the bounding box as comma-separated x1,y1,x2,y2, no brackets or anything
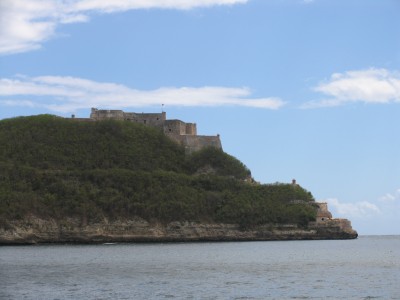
0,113,357,244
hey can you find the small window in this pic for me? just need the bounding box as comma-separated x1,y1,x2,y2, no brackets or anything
169,129,172,132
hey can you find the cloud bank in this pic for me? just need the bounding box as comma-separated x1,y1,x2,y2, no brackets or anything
304,68,400,108
325,198,381,218
324,187,400,234
0,0,247,55
0,75,284,112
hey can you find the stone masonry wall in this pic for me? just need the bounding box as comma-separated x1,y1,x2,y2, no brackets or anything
91,108,166,127
167,134,222,154
185,123,197,135
163,120,188,135
125,112,166,127
90,108,124,120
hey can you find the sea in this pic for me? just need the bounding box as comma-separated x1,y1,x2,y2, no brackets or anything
0,236,399,299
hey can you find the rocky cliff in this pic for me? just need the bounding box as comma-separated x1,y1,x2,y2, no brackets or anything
0,216,357,245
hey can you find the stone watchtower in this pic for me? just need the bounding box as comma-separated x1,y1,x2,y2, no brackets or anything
315,202,333,223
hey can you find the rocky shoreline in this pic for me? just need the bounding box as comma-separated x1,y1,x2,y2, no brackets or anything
0,216,358,245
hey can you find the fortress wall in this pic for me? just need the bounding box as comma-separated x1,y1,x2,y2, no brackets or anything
169,135,222,154
185,123,197,135
164,120,187,135
90,108,124,120
90,108,165,127
132,112,165,127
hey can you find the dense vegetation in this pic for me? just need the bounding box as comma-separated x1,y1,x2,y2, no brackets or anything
0,115,316,228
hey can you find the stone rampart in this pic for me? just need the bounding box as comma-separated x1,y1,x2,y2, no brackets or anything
167,134,222,154
125,112,166,127
90,108,166,127
90,108,124,120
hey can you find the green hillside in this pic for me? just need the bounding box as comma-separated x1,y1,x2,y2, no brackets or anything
0,115,316,228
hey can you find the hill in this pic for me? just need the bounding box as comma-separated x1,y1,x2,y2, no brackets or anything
0,115,317,230
0,115,359,243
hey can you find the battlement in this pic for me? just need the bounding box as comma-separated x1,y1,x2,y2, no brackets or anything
90,108,166,127
88,108,221,153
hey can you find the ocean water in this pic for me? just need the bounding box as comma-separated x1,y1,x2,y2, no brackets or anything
0,236,399,299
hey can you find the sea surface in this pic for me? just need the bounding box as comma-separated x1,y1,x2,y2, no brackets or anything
0,236,399,299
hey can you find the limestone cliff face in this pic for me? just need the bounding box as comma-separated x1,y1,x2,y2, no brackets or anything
0,216,357,245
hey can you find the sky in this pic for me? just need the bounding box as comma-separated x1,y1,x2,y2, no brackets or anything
0,0,399,235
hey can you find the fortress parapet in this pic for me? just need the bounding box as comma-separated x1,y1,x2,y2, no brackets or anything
90,108,166,127
89,108,221,153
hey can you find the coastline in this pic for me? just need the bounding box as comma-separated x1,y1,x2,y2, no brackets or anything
0,217,358,245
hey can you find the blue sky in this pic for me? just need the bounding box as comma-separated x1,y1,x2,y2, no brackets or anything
1,0,399,235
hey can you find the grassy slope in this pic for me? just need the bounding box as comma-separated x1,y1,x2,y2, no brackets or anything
0,115,316,228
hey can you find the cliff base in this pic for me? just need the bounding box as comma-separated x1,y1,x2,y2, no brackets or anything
0,217,357,245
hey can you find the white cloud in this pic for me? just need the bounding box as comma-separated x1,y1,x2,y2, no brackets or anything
0,0,56,54
1,99,38,108
323,192,400,234
0,0,248,55
303,68,400,108
68,0,248,13
379,188,400,204
325,198,381,218
0,75,285,112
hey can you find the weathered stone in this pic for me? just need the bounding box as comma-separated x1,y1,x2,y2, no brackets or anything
0,216,357,245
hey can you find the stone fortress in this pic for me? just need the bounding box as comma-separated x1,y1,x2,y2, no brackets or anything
88,108,222,153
